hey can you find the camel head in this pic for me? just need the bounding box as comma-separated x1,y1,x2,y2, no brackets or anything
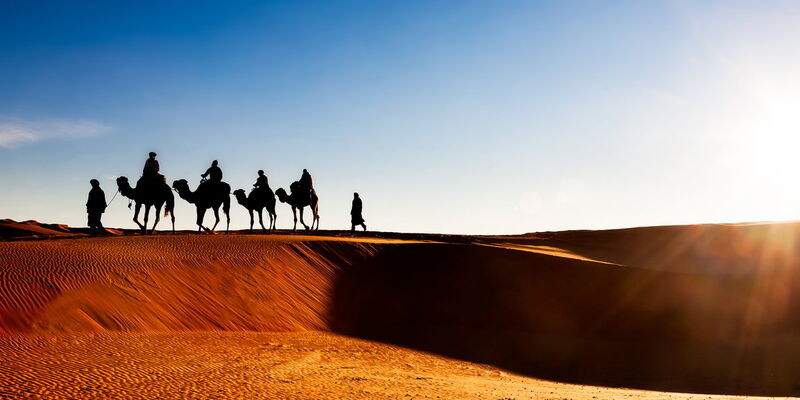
116,176,130,189
171,179,192,200
275,188,289,203
116,176,135,198
232,189,247,204
172,179,187,190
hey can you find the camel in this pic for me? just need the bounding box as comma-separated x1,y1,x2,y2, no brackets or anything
172,179,231,233
116,176,175,234
233,187,277,232
275,182,319,231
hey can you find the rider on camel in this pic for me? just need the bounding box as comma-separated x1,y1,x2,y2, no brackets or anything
254,170,269,190
139,152,164,188
300,169,313,191
298,169,313,203
201,160,223,184
143,152,159,177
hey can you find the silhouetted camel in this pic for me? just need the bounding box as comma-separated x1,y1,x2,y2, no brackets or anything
275,183,319,231
233,188,277,232
116,176,175,234
172,179,231,233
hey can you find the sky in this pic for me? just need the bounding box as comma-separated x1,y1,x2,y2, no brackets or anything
2,1,800,234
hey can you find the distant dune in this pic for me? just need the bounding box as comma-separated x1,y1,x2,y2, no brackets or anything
3,222,800,398
0,219,80,237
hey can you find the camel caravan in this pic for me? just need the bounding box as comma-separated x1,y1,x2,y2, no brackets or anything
111,152,322,234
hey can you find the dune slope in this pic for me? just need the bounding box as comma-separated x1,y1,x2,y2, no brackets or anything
0,235,385,333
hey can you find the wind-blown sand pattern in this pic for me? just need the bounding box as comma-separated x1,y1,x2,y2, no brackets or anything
0,235,393,333
3,223,800,398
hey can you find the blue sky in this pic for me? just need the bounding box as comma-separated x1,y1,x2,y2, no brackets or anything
2,1,800,234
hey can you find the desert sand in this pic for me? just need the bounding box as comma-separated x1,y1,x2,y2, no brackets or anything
2,220,800,399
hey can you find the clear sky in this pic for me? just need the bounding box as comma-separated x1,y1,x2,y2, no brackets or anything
2,1,800,234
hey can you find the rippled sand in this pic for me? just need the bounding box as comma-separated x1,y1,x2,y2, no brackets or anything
2,331,779,400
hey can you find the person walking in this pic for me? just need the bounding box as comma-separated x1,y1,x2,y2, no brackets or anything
351,192,366,232
86,179,107,232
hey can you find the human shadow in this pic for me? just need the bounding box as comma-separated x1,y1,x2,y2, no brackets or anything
328,243,800,396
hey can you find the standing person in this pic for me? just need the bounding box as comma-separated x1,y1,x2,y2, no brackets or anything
351,192,366,232
253,170,269,190
86,179,107,232
201,160,223,183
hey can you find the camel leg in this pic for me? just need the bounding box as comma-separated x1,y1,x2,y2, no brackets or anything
226,208,230,233
151,205,162,234
171,212,175,233
271,212,277,231
248,209,254,232
258,209,266,232
210,206,220,232
298,207,309,230
143,204,151,235
133,203,144,231
292,207,298,231
197,207,207,232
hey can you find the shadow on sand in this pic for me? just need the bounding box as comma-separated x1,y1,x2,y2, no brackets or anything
328,242,800,396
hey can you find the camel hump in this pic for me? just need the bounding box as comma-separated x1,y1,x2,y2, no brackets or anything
136,173,167,192
198,180,231,197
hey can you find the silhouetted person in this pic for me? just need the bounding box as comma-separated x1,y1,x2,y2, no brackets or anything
254,170,269,190
86,179,107,232
351,192,366,232
201,160,223,183
300,169,313,190
143,152,160,178
298,168,313,203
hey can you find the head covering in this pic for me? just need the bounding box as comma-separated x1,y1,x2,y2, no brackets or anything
212,160,218,166
90,179,100,186
149,152,157,157
258,170,264,175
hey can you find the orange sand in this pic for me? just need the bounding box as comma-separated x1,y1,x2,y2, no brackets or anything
2,223,800,398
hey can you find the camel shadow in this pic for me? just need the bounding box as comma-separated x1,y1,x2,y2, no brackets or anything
328,243,800,396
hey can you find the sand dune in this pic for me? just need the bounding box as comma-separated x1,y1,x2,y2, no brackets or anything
0,219,79,238
0,235,386,333
3,223,800,397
